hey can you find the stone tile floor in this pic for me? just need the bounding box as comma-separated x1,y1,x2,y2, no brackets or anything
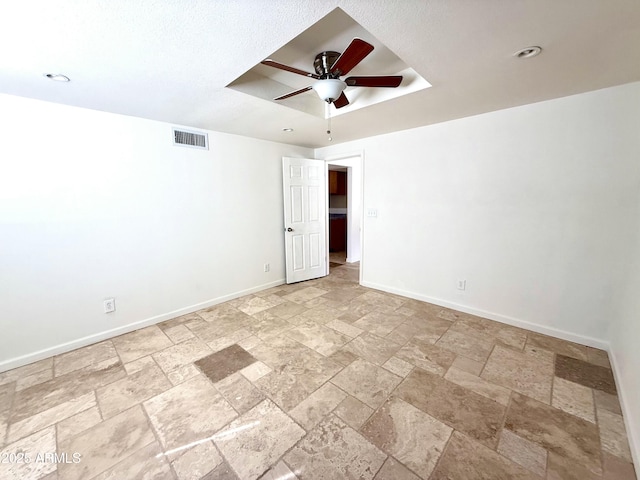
0,263,636,479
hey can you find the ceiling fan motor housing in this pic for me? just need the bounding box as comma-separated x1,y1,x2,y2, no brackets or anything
314,51,341,78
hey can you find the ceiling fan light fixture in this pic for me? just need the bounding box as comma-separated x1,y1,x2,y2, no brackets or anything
312,79,346,102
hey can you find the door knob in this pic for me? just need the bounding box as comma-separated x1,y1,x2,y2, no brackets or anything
286,227,294,232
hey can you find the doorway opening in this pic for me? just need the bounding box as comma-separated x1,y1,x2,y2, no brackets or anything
326,154,362,281
328,166,348,268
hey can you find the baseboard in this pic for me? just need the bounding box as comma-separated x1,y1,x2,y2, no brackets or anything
0,278,286,373
607,349,640,470
360,280,609,350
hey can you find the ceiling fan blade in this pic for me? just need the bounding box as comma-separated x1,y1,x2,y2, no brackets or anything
261,59,320,79
273,86,312,101
333,92,349,109
345,76,403,87
330,38,374,76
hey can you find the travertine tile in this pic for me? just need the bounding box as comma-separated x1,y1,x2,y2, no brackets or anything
341,332,402,365
451,315,527,351
594,389,622,415
284,415,386,480
207,328,252,353
505,392,602,474
552,376,595,423
289,382,347,430
214,399,305,480
325,319,363,338
603,452,637,480
194,344,256,383
395,368,505,448
331,358,402,409
15,368,53,392
112,326,173,364
547,451,602,480
395,314,452,345
157,312,203,331
526,332,589,361
172,440,222,480
189,308,253,342
481,345,553,404
152,336,211,373
361,397,452,479
247,314,293,340
586,346,611,367
435,329,494,363
373,457,421,480
96,363,171,418
143,375,237,452
237,334,262,351
328,348,359,366
92,441,173,480
162,324,195,344
11,357,125,423
0,383,14,418
57,406,155,480
54,341,117,377
214,372,264,414
281,286,328,304
205,460,240,479
555,354,617,395
285,321,351,356
259,461,298,480
395,339,456,375
450,355,485,376
239,361,272,382
497,428,547,477
123,355,157,375
234,295,279,315
381,356,413,377
56,406,102,443
166,363,200,386
354,311,406,337
0,426,57,480
430,431,540,480
444,367,511,406
597,407,632,462
265,301,307,319
334,395,374,430
0,358,53,386
8,391,96,443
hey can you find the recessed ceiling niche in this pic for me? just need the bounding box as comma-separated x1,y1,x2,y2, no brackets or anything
227,8,431,119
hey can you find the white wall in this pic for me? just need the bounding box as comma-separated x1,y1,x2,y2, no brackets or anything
317,82,640,345
610,192,640,468
317,82,640,462
0,94,312,370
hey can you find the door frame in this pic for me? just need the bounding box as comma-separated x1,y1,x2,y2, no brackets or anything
323,151,364,285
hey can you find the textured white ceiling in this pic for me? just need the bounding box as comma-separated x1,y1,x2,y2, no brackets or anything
1,0,639,148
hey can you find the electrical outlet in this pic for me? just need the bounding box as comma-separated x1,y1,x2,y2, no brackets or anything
264,263,270,273
367,208,377,217
456,279,466,291
104,298,116,313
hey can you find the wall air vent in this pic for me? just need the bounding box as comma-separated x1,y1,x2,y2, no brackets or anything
172,128,209,150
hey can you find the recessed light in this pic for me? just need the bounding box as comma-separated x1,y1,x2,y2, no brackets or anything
44,73,70,82
513,46,542,59
282,128,294,132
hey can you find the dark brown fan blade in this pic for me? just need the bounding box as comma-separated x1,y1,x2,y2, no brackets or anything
344,76,403,87
274,86,312,101
333,92,349,109
330,38,374,76
261,59,320,79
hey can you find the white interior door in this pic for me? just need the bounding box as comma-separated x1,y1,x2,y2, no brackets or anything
282,157,327,284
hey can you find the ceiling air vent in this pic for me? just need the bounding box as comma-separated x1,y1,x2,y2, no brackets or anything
172,128,208,150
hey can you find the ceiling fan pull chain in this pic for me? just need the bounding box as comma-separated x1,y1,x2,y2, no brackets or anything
326,102,332,141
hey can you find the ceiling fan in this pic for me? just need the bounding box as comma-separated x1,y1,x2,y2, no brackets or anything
261,38,403,109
